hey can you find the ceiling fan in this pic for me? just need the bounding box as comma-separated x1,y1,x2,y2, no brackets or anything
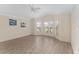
29,5,41,12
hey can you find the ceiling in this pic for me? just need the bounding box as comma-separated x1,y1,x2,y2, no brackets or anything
30,4,75,17
0,4,75,17
0,4,31,17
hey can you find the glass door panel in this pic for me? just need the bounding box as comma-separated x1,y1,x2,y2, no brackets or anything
36,22,41,32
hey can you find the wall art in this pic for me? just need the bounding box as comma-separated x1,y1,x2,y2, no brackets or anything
21,22,26,28
9,19,17,26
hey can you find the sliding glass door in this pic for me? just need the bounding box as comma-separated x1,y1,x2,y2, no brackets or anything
35,20,58,37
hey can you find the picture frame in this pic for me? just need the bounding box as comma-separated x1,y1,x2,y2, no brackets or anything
21,22,26,28
9,19,17,26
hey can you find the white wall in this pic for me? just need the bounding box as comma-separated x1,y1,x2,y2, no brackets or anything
0,15,31,42
71,5,79,53
33,13,71,42
57,13,71,42
0,4,32,42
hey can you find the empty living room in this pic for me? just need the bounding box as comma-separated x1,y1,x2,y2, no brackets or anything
0,4,79,54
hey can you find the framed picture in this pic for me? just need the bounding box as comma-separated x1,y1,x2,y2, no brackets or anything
21,22,26,28
9,19,17,26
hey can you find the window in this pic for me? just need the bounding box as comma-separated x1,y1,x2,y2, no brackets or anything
36,22,41,32
44,22,49,32
36,22,41,27
44,22,49,27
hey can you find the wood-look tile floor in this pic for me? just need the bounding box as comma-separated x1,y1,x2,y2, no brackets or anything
0,35,73,54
